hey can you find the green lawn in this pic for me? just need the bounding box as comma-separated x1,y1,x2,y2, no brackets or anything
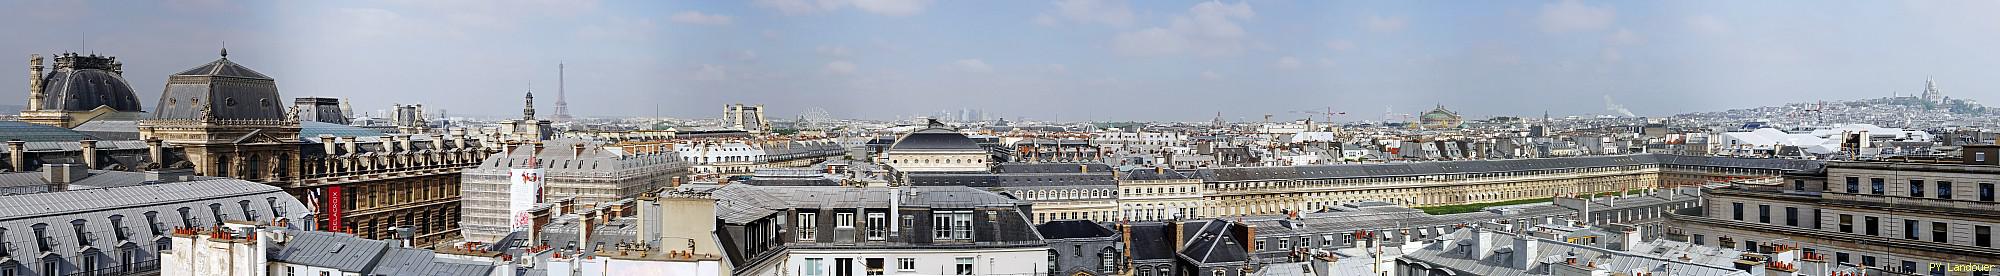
1417,197,1554,215
1417,188,1654,215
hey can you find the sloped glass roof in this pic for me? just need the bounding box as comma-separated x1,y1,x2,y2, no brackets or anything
300,121,386,138
0,121,96,142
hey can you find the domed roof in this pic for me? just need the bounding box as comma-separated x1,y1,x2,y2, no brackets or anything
1420,105,1463,128
888,119,980,151
34,53,142,112
152,49,286,121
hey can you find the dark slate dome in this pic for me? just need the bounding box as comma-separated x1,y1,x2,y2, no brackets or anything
889,120,980,151
35,53,142,112
152,49,286,121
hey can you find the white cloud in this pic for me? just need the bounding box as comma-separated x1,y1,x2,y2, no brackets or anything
694,64,728,81
1111,28,1189,56
1600,47,1623,63
1685,15,1728,34
577,16,658,42
1039,0,1135,27
1201,70,1224,81
1538,0,1615,33
1364,15,1406,33
825,60,859,75
669,11,733,25
1606,28,1643,45
1109,1,1255,57
1325,40,1356,51
755,0,930,16
1276,56,1302,70
851,0,931,16
753,0,845,15
953,59,993,73
816,45,854,57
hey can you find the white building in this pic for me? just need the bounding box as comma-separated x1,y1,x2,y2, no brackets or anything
161,224,508,276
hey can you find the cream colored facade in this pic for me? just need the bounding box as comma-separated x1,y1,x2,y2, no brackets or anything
1671,159,2000,276
1019,187,1119,223
1199,164,1665,218
1118,178,1204,221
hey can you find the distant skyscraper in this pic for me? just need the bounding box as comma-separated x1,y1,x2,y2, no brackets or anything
551,63,574,121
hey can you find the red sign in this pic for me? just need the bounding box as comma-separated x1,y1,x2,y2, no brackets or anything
327,186,344,233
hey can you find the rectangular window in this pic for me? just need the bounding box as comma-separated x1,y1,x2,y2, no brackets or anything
1839,214,1854,233
1757,205,1770,224
1905,219,1920,240
1846,177,1860,193
1933,222,1949,243
865,213,886,241
836,258,854,276
1940,181,1954,199
1813,209,1823,230
1277,238,1290,250
1794,180,1806,191
1983,183,1995,202
805,258,824,276
955,257,974,275
1836,252,1850,265
798,213,819,241
1871,178,1885,195
1691,234,1705,246
1911,180,1926,197
865,258,884,276
1784,207,1798,226
1979,226,1992,247
897,258,916,271
1731,202,1744,221
1863,256,1876,267
836,213,855,229
1865,216,1879,236
932,211,973,240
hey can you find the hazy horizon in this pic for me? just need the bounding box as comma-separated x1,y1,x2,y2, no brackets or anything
3,0,1997,121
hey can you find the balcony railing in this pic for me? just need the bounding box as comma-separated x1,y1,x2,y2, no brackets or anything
64,259,159,276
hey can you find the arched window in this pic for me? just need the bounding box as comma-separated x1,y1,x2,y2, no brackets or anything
1047,249,1060,275
1099,247,1120,273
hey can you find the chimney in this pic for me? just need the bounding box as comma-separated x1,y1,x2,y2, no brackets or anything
378,135,396,153
533,142,546,156
79,140,98,169
449,128,468,149
319,135,337,154
1240,223,1258,254
395,134,413,153
572,143,586,159
145,138,164,167
889,186,902,236
7,140,25,172
429,136,444,152
1511,234,1538,269
1170,221,1187,251
42,163,85,191
341,137,359,155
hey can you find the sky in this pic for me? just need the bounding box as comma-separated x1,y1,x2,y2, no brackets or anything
2,0,1997,122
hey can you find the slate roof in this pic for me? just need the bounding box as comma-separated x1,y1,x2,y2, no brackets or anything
0,177,308,266
1200,154,1821,182
271,231,497,276
1399,228,1751,276
705,184,1027,224
1035,220,1117,240
34,59,143,112
173,55,272,80
1178,219,1247,264
888,128,982,151
993,163,1113,174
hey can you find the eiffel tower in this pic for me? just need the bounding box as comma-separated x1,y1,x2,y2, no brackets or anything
551,63,574,121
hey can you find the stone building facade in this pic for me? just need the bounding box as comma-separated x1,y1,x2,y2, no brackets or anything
458,140,690,244
1669,147,2000,276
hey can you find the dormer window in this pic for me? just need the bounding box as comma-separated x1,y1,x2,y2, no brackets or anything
143,211,161,235
70,219,89,247
109,215,127,241
209,203,225,225
30,224,49,252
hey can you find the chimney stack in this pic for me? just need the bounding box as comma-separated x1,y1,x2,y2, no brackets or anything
79,140,98,169
28,54,45,111
319,135,337,155
572,143,586,159
145,138,164,167
378,135,397,153
341,137,359,155
395,134,413,153
7,140,25,172
42,163,85,191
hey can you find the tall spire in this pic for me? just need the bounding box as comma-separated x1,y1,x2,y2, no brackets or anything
523,87,537,121
553,63,572,121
